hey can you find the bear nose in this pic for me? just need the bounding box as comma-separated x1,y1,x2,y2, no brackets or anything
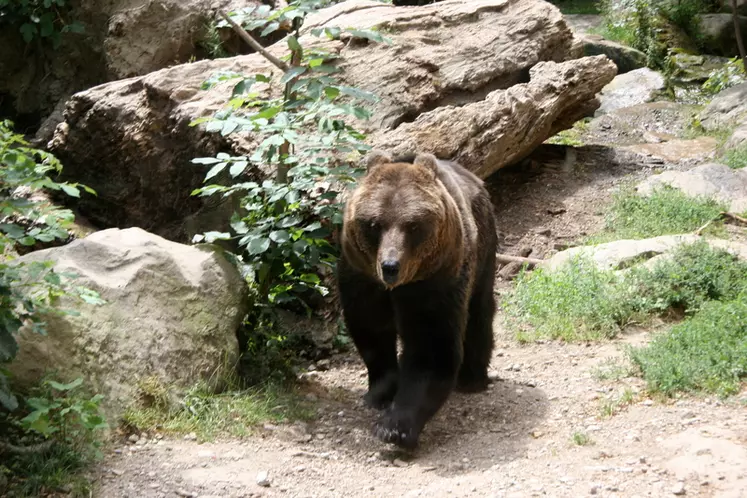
380,260,400,284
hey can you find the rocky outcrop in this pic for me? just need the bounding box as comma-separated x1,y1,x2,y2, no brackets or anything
10,227,248,420
48,0,616,241
371,55,617,178
697,13,747,58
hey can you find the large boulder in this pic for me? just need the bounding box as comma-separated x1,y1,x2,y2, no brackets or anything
697,13,747,58
48,0,616,242
636,163,747,213
699,82,747,130
722,0,747,16
9,227,248,420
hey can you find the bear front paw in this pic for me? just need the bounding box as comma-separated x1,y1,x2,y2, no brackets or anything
373,411,420,449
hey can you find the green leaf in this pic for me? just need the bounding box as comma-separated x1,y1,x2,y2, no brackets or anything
324,86,340,99
229,161,248,177
281,66,307,85
292,239,309,254
0,374,18,411
312,64,338,74
300,273,321,284
338,86,378,102
269,230,290,243
205,162,228,180
47,377,84,392
248,237,271,255
60,184,81,197
287,35,302,51
261,22,279,37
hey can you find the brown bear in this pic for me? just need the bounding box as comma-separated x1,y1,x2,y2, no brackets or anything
336,150,497,448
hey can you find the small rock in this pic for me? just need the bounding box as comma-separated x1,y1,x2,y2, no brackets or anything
184,433,198,441
590,483,601,495
393,459,409,467
111,469,124,476
672,481,686,495
175,490,197,498
316,359,331,371
128,434,139,443
256,471,271,487
488,370,501,381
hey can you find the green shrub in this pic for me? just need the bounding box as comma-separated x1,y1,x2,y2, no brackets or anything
720,144,747,170
504,257,631,342
505,242,747,342
629,294,747,397
589,186,726,243
702,57,746,95
0,0,84,47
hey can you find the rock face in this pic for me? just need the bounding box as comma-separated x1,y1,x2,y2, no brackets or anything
48,0,616,241
595,68,665,116
636,163,747,213
571,35,646,74
699,82,747,130
697,13,747,57
0,0,253,128
545,235,747,272
10,227,248,420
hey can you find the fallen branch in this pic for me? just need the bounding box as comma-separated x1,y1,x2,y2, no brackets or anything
495,253,544,268
694,211,747,236
219,10,290,71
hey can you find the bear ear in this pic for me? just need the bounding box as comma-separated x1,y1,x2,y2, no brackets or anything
413,153,439,179
363,150,393,172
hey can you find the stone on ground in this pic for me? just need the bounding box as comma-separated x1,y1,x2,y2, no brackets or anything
10,227,248,420
636,163,747,213
699,82,747,131
697,13,747,57
544,235,747,272
595,68,665,116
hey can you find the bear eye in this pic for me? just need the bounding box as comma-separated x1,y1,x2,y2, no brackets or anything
405,222,420,233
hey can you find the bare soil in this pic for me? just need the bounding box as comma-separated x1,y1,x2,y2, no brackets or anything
94,105,747,498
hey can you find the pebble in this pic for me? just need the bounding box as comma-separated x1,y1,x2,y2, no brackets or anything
184,433,198,441
393,459,409,467
590,483,601,495
672,482,686,495
256,471,271,487
128,434,139,443
175,490,198,498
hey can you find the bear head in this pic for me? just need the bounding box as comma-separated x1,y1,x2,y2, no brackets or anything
341,150,465,288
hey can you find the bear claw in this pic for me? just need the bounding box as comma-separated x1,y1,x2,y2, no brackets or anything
373,412,419,449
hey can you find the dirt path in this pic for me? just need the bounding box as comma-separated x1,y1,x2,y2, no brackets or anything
94,103,747,498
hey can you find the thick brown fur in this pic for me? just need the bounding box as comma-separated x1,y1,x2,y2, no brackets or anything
337,150,497,449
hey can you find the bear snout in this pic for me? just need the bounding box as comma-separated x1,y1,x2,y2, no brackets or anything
380,260,401,285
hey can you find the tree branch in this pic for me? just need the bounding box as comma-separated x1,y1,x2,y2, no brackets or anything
495,253,544,268
219,10,290,71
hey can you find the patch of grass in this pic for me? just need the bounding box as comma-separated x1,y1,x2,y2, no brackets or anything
545,118,590,147
627,240,747,315
572,431,594,446
720,144,747,170
680,119,734,145
592,358,635,381
599,387,636,417
122,380,315,441
1,443,94,497
587,186,727,243
628,294,747,397
505,257,631,342
505,241,747,343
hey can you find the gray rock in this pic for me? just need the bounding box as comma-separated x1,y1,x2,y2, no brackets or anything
697,14,747,57
722,0,747,15
699,82,747,130
726,123,747,149
10,227,248,421
595,68,666,116
544,235,747,272
636,163,747,213
572,34,646,74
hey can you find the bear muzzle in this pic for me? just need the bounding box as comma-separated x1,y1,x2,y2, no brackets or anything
380,260,401,285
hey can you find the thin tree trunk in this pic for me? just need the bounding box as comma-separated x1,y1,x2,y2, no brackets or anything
732,0,747,69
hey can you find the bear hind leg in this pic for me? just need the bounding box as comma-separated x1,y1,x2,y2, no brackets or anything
457,269,496,393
